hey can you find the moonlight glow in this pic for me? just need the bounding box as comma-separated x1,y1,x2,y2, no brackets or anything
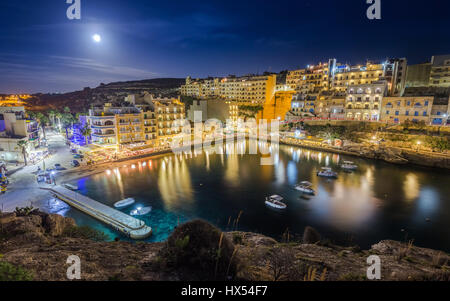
92,34,102,43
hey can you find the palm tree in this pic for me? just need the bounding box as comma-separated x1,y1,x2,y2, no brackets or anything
35,112,49,140
48,110,57,126
16,140,29,165
55,112,63,130
80,124,91,145
61,113,76,140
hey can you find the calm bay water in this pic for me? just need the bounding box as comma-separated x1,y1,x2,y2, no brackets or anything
57,140,450,251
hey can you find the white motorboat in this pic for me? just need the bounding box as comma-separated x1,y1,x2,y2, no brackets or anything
114,198,136,208
265,195,287,210
341,161,358,171
64,184,78,190
130,206,152,216
317,167,338,179
294,181,315,195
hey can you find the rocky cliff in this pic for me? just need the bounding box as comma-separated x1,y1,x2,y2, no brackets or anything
0,212,449,281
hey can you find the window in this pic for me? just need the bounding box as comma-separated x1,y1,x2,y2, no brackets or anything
386,110,390,115
425,101,429,106
423,111,427,116
405,111,409,116
395,111,399,116
415,111,419,116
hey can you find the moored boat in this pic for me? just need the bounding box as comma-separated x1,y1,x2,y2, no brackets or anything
341,161,358,171
294,181,315,195
130,206,152,216
317,167,338,179
114,198,136,208
64,184,78,190
265,195,287,210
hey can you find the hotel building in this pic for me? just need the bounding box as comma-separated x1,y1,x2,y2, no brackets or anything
286,60,336,94
345,81,388,121
88,96,185,149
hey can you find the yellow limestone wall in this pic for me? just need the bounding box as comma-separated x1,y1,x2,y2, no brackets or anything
259,90,295,122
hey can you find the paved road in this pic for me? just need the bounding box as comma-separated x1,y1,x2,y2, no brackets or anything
0,131,75,212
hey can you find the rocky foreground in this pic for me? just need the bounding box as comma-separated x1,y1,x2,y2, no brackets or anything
0,211,449,281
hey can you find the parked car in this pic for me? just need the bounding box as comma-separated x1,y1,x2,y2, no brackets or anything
73,154,84,159
71,160,80,167
54,163,64,170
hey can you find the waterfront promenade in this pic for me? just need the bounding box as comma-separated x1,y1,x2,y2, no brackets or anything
42,186,152,240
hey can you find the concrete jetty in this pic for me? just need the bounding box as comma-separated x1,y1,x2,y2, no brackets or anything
41,186,152,240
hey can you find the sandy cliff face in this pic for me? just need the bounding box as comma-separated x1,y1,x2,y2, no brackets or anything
0,212,449,281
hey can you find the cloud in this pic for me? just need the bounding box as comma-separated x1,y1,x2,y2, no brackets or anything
0,53,158,93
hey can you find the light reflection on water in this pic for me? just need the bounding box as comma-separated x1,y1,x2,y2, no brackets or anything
58,140,450,251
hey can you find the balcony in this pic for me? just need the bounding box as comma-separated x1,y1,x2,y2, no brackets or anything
92,132,116,138
91,123,115,129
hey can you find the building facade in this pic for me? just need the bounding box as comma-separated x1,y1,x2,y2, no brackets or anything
345,81,388,121
430,54,450,87
380,96,434,124
88,97,185,149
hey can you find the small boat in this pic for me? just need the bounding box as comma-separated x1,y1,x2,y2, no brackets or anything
341,161,358,171
114,198,136,208
317,167,338,179
130,206,152,216
64,184,78,190
265,195,287,210
294,181,315,195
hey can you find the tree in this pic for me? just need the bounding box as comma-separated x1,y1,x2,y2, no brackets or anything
34,112,49,139
16,140,29,165
61,113,76,140
48,110,57,126
80,124,91,145
55,112,63,129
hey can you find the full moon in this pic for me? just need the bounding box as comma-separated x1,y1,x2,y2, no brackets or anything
92,34,101,43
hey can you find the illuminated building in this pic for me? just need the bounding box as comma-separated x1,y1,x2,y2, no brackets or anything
181,74,276,104
345,81,388,121
88,96,185,149
429,54,450,87
0,106,41,162
380,96,434,124
286,59,336,94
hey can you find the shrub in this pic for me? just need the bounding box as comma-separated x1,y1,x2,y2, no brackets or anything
0,258,33,281
232,233,243,245
160,220,237,279
62,225,109,242
303,226,321,244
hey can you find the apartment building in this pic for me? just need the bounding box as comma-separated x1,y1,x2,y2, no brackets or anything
345,81,388,121
332,63,385,93
286,60,335,94
430,96,450,126
380,96,434,124
0,106,40,162
180,77,220,98
181,74,277,104
88,97,185,149
315,92,346,119
430,54,450,87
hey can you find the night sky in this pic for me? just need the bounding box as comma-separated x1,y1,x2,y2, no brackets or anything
1,0,449,94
